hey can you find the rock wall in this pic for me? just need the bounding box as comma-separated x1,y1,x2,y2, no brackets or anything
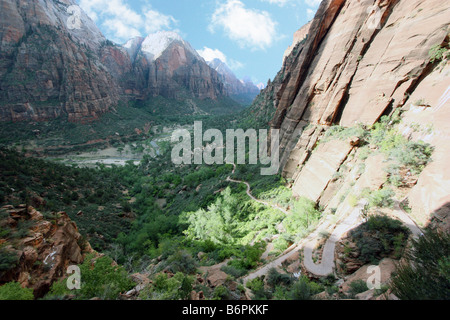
0,0,119,122
271,0,449,171
265,0,449,225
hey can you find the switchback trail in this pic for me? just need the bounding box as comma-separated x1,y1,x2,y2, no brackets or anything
226,164,289,215
226,164,423,282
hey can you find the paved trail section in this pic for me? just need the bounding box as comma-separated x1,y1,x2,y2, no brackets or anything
225,165,423,283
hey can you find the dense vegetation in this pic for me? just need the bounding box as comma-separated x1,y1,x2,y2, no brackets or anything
0,103,445,301
349,215,410,264
0,106,317,299
0,148,131,251
46,254,135,300
390,229,450,300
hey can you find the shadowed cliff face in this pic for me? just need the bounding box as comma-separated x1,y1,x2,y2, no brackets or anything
0,0,118,123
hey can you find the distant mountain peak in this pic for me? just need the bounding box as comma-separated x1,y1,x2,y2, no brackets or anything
140,31,191,61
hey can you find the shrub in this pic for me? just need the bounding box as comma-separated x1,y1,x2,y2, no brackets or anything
350,215,410,264
272,237,289,252
289,276,323,300
47,254,135,300
246,277,268,300
0,282,34,300
266,268,293,288
0,248,19,276
140,272,193,300
221,265,247,278
429,44,448,63
165,250,198,275
390,229,450,300
348,280,368,298
213,285,231,300
368,187,395,208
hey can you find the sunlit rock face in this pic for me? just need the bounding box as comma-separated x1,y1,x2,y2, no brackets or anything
262,0,449,226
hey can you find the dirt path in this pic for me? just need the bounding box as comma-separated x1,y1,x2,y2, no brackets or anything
226,164,289,215
226,164,423,282
243,197,424,283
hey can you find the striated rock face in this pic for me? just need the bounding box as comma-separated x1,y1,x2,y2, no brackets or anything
256,0,450,227
0,0,119,122
110,33,228,102
0,205,94,298
270,0,449,173
283,21,311,64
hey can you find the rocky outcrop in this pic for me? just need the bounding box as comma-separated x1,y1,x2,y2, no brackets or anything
0,205,94,298
282,21,311,64
257,0,450,226
339,258,397,295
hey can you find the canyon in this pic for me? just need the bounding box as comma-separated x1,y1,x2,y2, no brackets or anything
0,0,448,301
0,0,258,123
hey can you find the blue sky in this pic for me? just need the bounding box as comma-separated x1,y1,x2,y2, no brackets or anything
77,0,321,86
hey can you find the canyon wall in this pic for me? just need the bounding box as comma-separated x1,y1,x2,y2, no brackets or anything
267,0,449,226
0,0,240,122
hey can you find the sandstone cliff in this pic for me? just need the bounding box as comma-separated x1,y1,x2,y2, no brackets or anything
264,0,449,226
207,58,260,104
0,0,119,122
104,32,229,102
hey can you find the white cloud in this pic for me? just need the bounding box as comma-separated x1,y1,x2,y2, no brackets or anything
261,0,291,6
103,18,141,40
228,59,244,71
304,0,321,20
143,9,178,34
197,47,244,71
209,0,278,51
79,0,178,43
306,8,315,20
197,47,228,63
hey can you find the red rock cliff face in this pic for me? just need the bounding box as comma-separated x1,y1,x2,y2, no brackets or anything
261,0,450,229
270,0,449,175
101,38,227,102
0,0,120,122
0,1,230,122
